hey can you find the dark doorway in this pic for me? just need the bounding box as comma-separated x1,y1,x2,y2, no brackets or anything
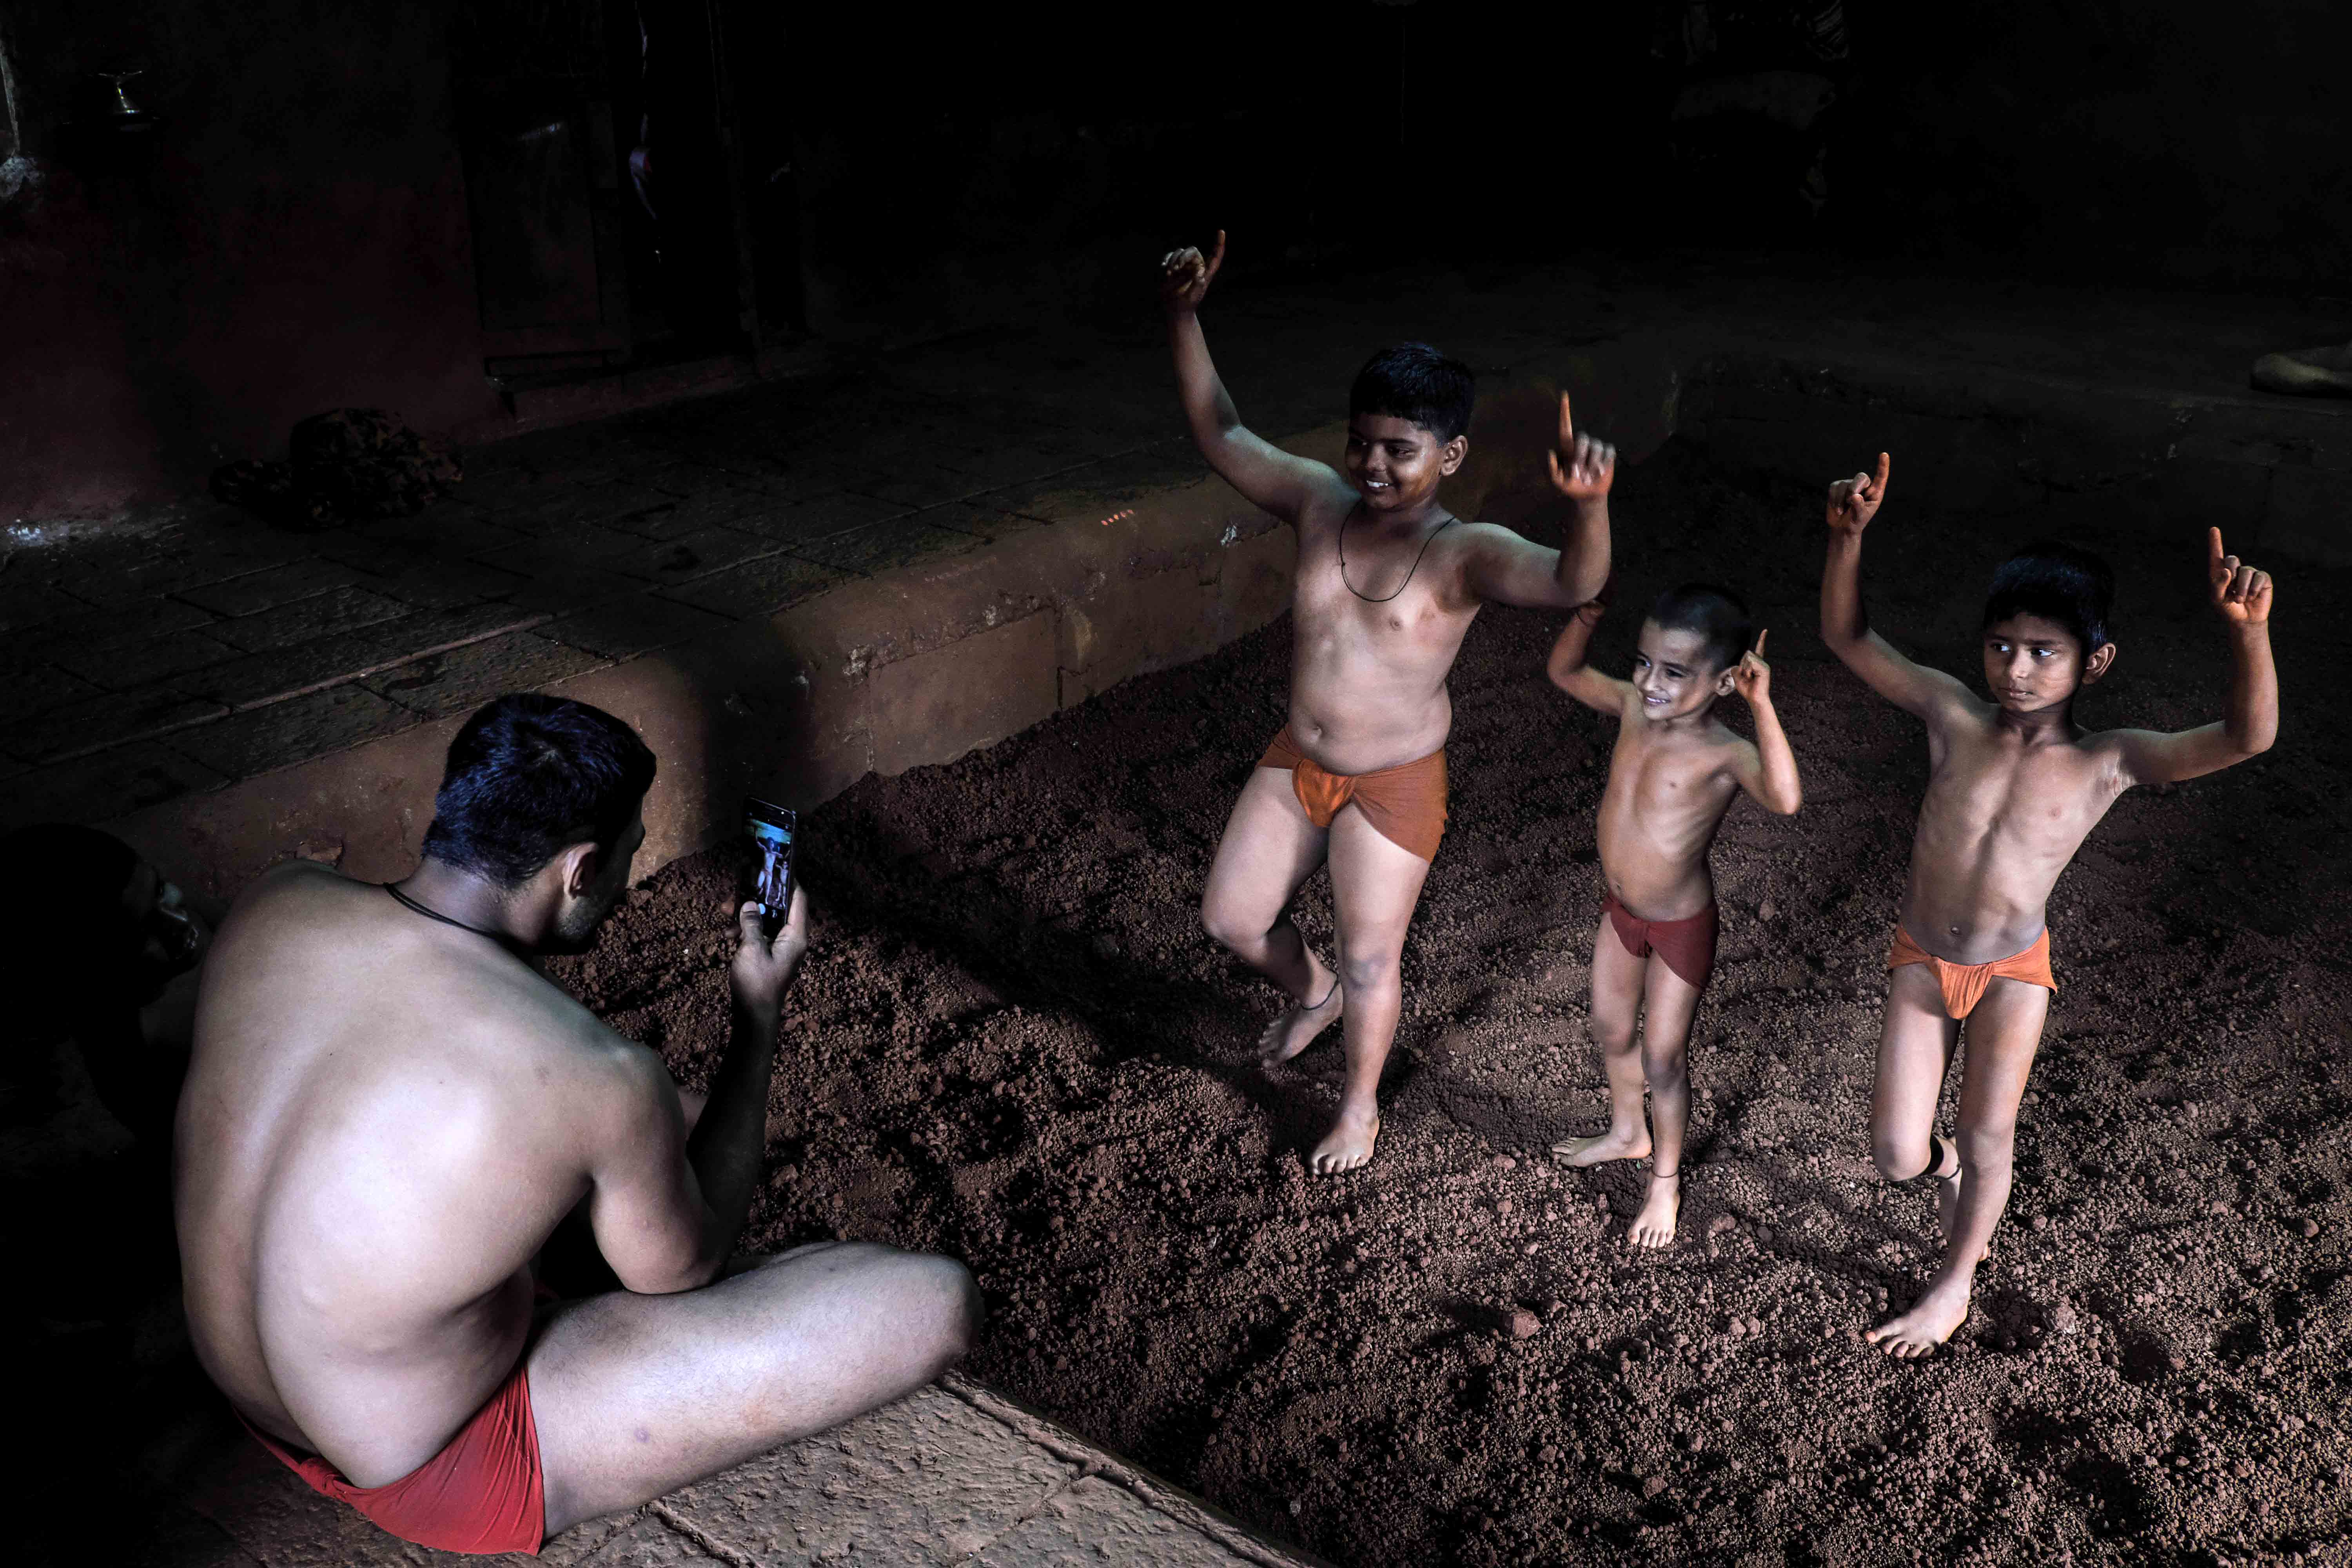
450,0,792,381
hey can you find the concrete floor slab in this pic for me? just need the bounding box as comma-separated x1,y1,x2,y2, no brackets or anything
168,1378,1318,1568
969,1476,1263,1568
659,1383,1076,1565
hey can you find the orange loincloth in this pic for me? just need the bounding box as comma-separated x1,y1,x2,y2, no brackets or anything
241,1360,543,1555
1258,726,1448,863
1602,891,1720,990
1888,924,2055,1020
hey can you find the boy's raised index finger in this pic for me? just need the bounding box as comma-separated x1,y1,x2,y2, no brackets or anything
1754,628,1768,656
2207,525,2228,572
1207,229,1228,272
1559,391,1575,446
1871,451,1891,494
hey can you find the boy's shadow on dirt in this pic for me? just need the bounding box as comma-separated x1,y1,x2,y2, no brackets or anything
804,807,1359,1156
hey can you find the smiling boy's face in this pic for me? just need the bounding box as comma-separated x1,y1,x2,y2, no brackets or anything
1343,412,1465,513
1982,612,2114,713
1632,620,1732,719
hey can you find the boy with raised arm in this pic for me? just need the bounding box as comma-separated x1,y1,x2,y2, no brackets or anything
1546,586,1802,1245
1820,454,2279,1356
1163,231,1614,1174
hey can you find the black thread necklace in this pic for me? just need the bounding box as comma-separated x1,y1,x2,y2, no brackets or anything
384,880,512,944
1338,506,1458,604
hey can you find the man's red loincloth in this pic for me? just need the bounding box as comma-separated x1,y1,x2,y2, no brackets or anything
241,1360,544,1556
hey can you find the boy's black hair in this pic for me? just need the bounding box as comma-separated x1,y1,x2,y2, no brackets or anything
421,695,657,888
1349,343,1476,444
1648,583,1755,675
1983,540,2115,653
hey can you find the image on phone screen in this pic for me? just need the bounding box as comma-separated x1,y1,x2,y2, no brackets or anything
743,797,797,932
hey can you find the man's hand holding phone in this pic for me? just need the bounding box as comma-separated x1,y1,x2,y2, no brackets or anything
731,884,808,1020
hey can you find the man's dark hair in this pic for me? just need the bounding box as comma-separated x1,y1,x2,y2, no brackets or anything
421,695,657,888
1984,541,2115,654
1349,343,1476,444
1648,583,1755,675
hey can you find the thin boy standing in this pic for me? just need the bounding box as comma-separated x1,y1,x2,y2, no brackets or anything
1820,454,2278,1355
1546,586,1802,1244
1164,232,1615,1173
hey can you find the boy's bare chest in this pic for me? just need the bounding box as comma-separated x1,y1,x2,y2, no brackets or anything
1607,726,1731,826
1292,531,1469,654
1927,730,2117,856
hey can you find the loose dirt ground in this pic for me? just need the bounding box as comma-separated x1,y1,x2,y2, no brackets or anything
553,443,2352,1567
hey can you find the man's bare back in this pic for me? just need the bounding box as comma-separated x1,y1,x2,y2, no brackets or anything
177,695,977,1550
179,862,654,1482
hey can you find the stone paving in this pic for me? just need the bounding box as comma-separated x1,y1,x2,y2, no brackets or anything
7,259,2345,835
172,1376,1323,1568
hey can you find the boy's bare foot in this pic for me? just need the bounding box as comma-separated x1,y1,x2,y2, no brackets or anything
1310,1105,1379,1174
1551,1126,1652,1168
1628,1170,1680,1248
1258,980,1343,1067
1865,1268,1973,1357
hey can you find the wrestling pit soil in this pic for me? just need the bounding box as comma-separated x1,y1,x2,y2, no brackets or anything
551,442,2352,1567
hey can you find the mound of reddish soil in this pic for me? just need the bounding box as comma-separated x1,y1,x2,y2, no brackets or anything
553,444,2352,1566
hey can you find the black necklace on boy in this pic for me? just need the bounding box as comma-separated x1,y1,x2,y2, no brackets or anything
1338,504,1459,604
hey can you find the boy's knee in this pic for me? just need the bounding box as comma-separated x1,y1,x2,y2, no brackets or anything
1872,1136,1929,1183
1200,900,1255,954
1640,1042,1688,1085
1590,1018,1635,1053
1339,949,1399,992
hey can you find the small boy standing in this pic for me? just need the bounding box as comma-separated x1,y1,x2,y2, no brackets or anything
1820,454,2279,1355
1546,584,1802,1246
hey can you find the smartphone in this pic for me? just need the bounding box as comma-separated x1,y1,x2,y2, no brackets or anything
742,796,799,937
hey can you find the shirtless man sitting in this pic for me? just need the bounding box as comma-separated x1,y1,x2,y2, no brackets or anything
177,694,979,1554
1163,233,1615,1173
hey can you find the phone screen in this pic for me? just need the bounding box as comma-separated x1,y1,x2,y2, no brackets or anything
742,796,798,935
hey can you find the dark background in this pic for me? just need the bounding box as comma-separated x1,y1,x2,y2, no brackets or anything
3,0,2349,517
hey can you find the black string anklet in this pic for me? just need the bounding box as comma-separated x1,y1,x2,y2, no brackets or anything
1304,979,1340,1011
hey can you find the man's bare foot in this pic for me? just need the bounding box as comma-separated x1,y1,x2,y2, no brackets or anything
1309,1105,1379,1174
1628,1170,1680,1249
1258,980,1343,1067
1551,1125,1652,1168
1865,1269,1973,1358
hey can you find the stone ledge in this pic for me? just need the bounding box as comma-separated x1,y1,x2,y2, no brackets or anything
180,1378,1325,1568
